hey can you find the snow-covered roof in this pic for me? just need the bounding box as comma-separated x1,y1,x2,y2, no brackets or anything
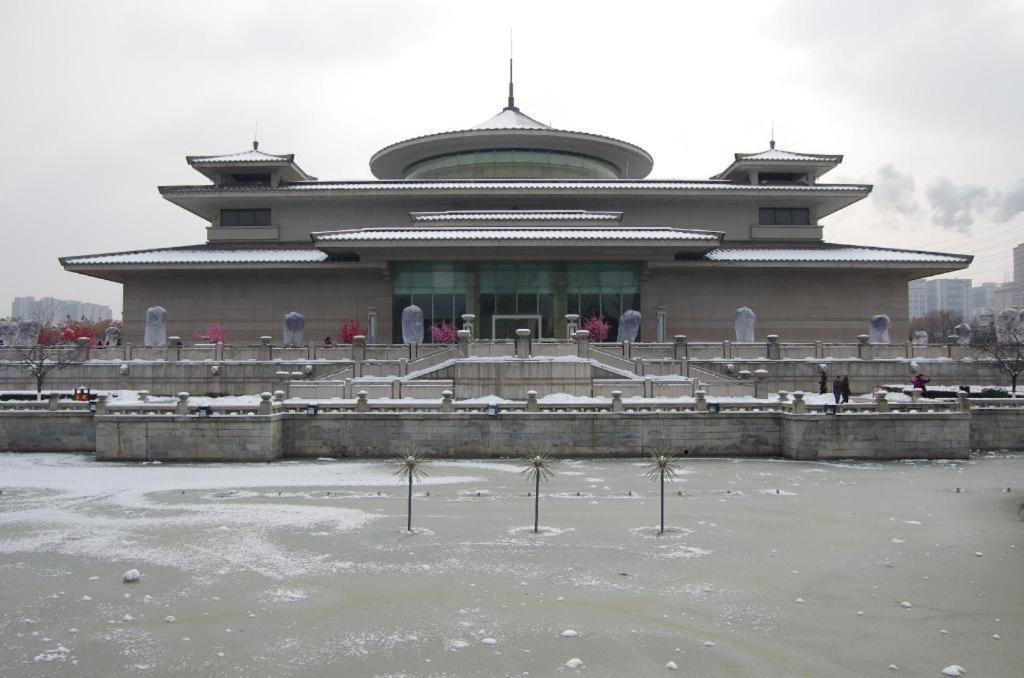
313,227,720,243
411,210,621,223
705,246,970,264
470,107,551,130
734,148,842,163
187,149,294,164
162,180,870,194
63,248,328,265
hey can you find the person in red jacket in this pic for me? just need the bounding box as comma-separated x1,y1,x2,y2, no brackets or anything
911,373,930,397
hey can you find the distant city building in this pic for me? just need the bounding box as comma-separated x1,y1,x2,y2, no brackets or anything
1014,242,1023,284
11,296,112,323
909,278,972,319
908,280,928,318
971,281,1000,317
992,281,1024,311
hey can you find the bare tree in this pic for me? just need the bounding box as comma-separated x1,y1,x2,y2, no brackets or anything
520,444,557,533
643,445,680,534
393,446,429,532
909,311,962,342
972,312,1024,393
18,346,72,400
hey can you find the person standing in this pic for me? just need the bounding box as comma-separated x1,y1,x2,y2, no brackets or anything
832,375,842,404
818,371,828,395
911,373,930,397
840,375,851,404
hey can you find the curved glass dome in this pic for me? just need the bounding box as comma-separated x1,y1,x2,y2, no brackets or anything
370,90,653,181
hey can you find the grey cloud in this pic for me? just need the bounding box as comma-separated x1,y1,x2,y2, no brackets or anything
994,179,1024,222
873,164,918,215
925,177,991,231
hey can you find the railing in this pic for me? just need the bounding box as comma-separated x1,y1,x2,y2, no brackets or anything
7,394,1019,418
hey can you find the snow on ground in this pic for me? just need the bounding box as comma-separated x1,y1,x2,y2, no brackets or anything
0,454,1021,676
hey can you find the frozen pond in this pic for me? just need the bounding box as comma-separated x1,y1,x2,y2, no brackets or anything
1,452,1022,676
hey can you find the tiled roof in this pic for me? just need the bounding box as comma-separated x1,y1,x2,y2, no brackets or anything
187,149,294,164
64,248,328,265
313,227,720,243
161,180,870,193
470,107,551,130
705,246,970,264
411,210,621,222
735,148,841,163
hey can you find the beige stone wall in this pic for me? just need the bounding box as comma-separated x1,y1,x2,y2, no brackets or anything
122,270,392,344
642,268,911,342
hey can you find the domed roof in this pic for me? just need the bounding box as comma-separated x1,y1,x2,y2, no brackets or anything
369,69,652,180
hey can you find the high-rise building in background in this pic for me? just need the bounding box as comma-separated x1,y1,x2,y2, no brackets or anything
910,278,972,319
10,297,112,323
908,280,928,318
1014,242,1023,284
971,282,1000,316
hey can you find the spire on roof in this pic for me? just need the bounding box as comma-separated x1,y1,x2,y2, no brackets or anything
506,57,518,111
769,121,775,149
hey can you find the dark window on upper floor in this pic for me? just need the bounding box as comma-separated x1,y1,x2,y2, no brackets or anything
220,209,271,226
230,172,272,183
758,172,807,185
759,207,810,226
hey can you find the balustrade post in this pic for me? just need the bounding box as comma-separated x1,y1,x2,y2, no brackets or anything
791,391,806,414
573,330,590,358
526,389,539,412
176,392,190,415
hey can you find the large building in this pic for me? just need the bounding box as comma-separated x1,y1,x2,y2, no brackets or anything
11,296,112,323
1015,242,1023,283
61,76,971,343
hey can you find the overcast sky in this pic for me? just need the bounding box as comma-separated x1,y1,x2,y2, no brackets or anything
1,0,1022,319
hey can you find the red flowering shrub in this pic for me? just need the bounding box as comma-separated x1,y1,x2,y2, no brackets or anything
193,322,229,344
429,321,458,344
339,320,367,343
581,315,610,342
37,326,61,346
58,320,97,347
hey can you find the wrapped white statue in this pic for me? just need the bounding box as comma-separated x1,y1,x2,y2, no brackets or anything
14,319,39,347
952,323,972,346
144,306,167,347
401,305,424,344
617,310,641,343
282,312,305,347
869,314,891,344
911,330,928,345
104,326,121,346
734,307,755,343
0,319,16,346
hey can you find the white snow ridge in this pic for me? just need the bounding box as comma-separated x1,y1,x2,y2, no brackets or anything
560,629,579,638
122,568,141,583
565,657,585,669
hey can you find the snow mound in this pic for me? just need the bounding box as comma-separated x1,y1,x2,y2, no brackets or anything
703,641,716,647
901,601,912,609
565,657,585,669
481,638,497,645
34,646,70,662
666,660,679,670
262,589,308,603
940,666,966,677
973,551,983,557
122,568,140,583
888,664,899,671
561,629,578,638
163,615,175,623
449,640,469,650
795,598,805,604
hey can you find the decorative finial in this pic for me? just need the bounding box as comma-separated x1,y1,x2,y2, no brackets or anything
253,121,259,150
769,121,775,149
505,30,518,111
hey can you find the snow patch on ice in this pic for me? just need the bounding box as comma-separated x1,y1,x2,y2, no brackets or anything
565,657,585,668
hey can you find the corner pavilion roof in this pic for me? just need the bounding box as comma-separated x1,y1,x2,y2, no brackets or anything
187,148,295,164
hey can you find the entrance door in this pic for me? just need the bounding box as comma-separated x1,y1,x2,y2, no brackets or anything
492,315,543,339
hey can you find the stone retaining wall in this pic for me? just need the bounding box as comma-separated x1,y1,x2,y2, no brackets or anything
95,415,281,462
0,411,95,452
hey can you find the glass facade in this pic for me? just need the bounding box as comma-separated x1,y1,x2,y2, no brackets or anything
403,149,620,180
392,262,641,342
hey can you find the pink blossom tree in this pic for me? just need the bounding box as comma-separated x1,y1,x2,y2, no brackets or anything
193,322,229,343
430,321,458,344
581,315,610,342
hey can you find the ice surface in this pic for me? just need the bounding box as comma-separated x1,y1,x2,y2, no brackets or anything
282,312,305,347
401,305,424,344
869,315,891,344
143,306,167,347
617,310,641,343
734,307,755,342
